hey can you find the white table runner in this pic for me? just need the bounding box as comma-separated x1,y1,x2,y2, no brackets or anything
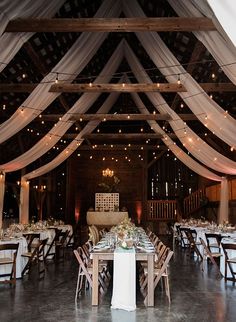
111,247,136,311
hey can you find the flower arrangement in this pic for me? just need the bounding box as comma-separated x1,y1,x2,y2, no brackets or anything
98,175,120,193
111,217,137,242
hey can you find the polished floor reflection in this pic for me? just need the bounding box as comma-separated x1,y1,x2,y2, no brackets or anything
1,242,236,322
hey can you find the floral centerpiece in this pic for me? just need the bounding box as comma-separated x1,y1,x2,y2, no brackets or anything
111,217,137,248
98,176,120,193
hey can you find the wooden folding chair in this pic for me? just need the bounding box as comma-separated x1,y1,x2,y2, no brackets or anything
171,224,181,249
44,228,62,260
0,243,19,286
142,247,174,304
199,237,222,278
88,226,100,245
221,243,236,281
66,230,75,250
55,229,70,261
178,227,189,248
73,247,106,302
185,229,203,260
21,238,48,277
205,233,222,253
23,233,40,252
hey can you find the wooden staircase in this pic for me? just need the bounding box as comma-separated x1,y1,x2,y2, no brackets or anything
183,188,206,218
146,188,207,222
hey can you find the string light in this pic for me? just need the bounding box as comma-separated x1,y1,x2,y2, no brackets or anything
177,74,181,85
55,73,59,84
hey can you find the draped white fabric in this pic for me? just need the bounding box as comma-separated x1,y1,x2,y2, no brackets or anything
130,89,228,223
124,41,236,175
19,90,121,223
19,178,30,225
218,177,229,224
0,0,121,144
111,248,136,311
0,0,232,226
167,0,236,85
123,0,236,149
0,174,6,229
0,41,123,173
207,0,236,47
130,90,222,182
0,0,65,73
0,0,62,36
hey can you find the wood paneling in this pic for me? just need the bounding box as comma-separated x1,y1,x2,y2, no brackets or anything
67,150,145,224
6,17,215,33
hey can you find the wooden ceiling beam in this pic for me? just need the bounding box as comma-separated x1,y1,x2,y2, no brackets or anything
69,113,171,121
200,83,236,92
32,113,236,122
82,133,163,140
1,82,235,93
49,83,186,93
76,144,167,151
0,84,37,92
5,17,215,33
65,132,220,141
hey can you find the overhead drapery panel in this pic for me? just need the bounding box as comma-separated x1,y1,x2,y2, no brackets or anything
0,173,6,229
125,41,236,175
19,89,121,224
0,40,124,173
0,0,65,73
130,90,228,224
0,0,121,144
0,0,64,36
1,40,124,225
19,178,29,225
207,0,236,47
167,0,236,85
123,0,236,148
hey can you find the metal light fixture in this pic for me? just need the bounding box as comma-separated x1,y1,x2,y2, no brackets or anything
102,168,114,177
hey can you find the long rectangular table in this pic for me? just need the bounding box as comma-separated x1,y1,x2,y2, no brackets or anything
0,237,28,279
91,249,155,307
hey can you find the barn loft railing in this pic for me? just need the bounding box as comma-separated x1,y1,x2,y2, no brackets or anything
183,188,206,216
147,200,179,221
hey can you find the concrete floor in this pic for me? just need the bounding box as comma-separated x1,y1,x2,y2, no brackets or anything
0,242,236,322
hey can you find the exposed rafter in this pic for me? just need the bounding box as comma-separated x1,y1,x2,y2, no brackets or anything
82,133,163,140
69,113,171,121
49,83,186,93
0,83,235,93
30,113,236,122
5,17,215,33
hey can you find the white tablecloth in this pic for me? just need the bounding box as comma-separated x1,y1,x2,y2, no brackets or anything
0,237,28,279
111,247,136,311
220,236,236,278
